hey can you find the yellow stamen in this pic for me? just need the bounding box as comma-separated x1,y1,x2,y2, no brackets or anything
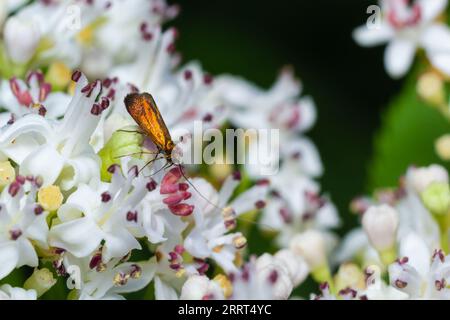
38,185,63,211
0,161,15,187
213,245,224,253
46,61,72,90
232,235,247,249
213,274,233,298
175,268,186,278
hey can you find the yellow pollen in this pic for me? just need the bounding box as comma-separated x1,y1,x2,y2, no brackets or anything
213,274,233,298
222,206,235,218
46,62,72,90
130,269,142,279
233,236,247,249
234,251,243,267
0,161,15,187
213,245,224,253
175,268,186,278
96,262,107,272
38,185,64,211
113,273,129,286
76,17,107,47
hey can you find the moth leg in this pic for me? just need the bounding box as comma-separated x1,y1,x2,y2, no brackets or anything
117,129,145,134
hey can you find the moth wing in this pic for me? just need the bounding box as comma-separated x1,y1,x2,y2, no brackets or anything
125,93,173,151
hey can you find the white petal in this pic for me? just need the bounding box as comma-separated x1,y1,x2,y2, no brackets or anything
20,145,64,186
59,153,100,190
102,227,141,262
428,52,450,76
15,238,38,268
24,214,49,248
353,23,394,47
44,93,71,119
384,39,416,78
49,217,103,257
398,232,431,277
418,0,448,23
0,242,19,279
421,24,450,53
154,276,178,300
0,285,37,300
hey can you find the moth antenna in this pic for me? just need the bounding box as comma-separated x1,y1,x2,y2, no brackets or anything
113,150,160,160
117,129,145,134
139,156,165,175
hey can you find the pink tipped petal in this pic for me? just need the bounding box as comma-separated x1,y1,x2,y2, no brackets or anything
169,203,194,216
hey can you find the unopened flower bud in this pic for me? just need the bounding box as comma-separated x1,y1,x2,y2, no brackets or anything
334,263,365,292
290,230,327,271
407,165,448,194
274,249,309,287
435,135,450,161
255,253,294,300
4,16,41,64
180,275,224,300
417,71,445,107
24,268,56,298
362,205,399,253
421,182,450,216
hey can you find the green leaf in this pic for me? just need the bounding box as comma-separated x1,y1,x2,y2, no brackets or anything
368,71,450,191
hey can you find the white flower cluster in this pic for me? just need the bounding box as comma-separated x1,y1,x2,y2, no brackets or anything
320,164,450,300
0,0,332,300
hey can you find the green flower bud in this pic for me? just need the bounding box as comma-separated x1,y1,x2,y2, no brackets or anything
24,268,56,298
98,129,143,181
421,182,450,216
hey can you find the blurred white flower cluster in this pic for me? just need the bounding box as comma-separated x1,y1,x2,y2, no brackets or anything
320,164,450,300
354,0,450,78
0,0,334,300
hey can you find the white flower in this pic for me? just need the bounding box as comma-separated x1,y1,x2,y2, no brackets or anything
110,27,225,139
0,71,105,190
359,265,408,300
362,204,399,252
48,162,149,262
94,0,178,68
180,275,225,300
184,173,269,272
184,173,267,271
388,232,450,299
260,161,339,246
229,253,297,300
0,176,49,279
290,230,327,269
215,68,321,178
0,284,36,300
353,0,450,78
0,71,70,127
406,164,448,194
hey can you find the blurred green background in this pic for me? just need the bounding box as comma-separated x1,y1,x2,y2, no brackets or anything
171,0,411,234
